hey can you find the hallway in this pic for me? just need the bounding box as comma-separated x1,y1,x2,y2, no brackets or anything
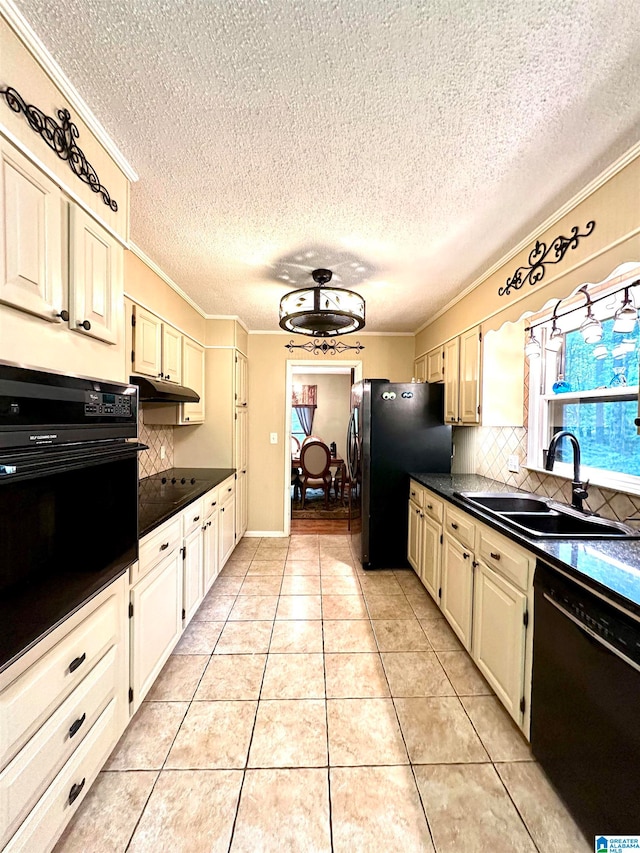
55,535,588,852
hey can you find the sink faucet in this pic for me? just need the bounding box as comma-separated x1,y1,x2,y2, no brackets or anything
544,430,589,512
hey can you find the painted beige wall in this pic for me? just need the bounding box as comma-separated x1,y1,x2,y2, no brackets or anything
248,332,414,532
293,372,352,460
124,251,206,343
415,154,640,355
0,17,129,240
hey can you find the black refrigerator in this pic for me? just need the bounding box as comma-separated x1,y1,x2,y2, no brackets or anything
347,379,452,569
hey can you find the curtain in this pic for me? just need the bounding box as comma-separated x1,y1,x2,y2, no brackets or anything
292,384,317,436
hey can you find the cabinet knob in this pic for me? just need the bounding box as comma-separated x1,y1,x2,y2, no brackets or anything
184,417,190,422
490,551,501,560
463,552,470,559
211,501,217,507
202,524,207,531
76,319,92,331
243,402,247,407
427,503,433,509
451,522,458,530
165,374,171,380
208,520,212,527
68,778,86,806
55,309,69,321
160,542,169,551
193,515,200,522
228,487,232,492
472,560,479,568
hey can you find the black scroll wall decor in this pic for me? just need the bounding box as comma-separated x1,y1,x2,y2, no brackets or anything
284,339,365,356
0,86,118,211
499,220,595,297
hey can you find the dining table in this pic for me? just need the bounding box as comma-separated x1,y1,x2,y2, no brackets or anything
292,454,347,500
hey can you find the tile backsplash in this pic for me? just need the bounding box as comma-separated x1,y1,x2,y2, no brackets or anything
138,411,174,479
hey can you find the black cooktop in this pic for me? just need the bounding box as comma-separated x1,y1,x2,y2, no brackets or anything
138,467,235,537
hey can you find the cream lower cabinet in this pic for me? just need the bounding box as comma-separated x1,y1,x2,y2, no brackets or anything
441,533,474,650
0,575,128,852
203,489,220,593
219,479,236,568
421,516,442,602
407,499,422,572
182,499,205,626
408,482,443,603
235,407,248,538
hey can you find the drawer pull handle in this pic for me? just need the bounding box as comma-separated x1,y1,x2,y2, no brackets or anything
410,491,416,497
490,551,501,560
211,501,217,507
193,515,200,522
451,522,458,530
76,319,92,331
202,524,207,531
416,508,420,515
160,542,169,551
228,487,232,492
472,560,479,568
463,552,470,559
69,713,86,738
208,520,212,527
68,777,86,805
69,653,86,673
427,503,433,509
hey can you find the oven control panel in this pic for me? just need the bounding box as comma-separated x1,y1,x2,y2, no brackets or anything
84,392,133,417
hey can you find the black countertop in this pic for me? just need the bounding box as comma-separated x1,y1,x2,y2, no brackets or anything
411,473,640,617
139,467,236,538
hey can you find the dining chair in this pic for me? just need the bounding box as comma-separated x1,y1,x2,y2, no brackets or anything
291,435,302,501
299,440,332,508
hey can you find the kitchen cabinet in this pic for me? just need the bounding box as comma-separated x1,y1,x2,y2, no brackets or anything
0,137,123,347
130,517,183,712
408,481,444,603
235,350,248,408
180,337,205,424
235,407,248,538
426,346,445,383
219,478,237,568
0,575,128,851
203,488,220,593
182,499,205,626
441,532,474,650
443,327,481,425
413,354,427,383
132,304,183,385
162,324,182,383
407,497,422,573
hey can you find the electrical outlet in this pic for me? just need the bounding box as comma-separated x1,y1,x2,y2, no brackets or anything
508,454,520,473
160,445,166,460
270,432,278,445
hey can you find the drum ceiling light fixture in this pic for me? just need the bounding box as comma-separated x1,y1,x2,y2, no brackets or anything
279,268,365,337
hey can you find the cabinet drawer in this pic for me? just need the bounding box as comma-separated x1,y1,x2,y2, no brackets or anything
220,478,235,504
409,481,424,508
135,516,182,583
0,647,117,847
444,504,475,550
476,524,531,591
204,487,219,520
422,489,443,524
0,594,119,770
4,698,118,853
182,497,205,536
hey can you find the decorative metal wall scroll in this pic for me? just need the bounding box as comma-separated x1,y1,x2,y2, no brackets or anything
499,220,595,297
284,339,365,356
0,86,118,211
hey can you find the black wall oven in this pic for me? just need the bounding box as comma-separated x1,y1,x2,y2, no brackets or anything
0,363,143,672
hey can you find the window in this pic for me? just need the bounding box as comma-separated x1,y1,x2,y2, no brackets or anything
527,269,640,490
291,408,306,446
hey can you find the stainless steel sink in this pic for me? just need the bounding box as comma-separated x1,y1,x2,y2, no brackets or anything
454,491,640,539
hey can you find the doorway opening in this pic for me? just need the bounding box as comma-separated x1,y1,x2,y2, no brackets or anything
284,360,362,535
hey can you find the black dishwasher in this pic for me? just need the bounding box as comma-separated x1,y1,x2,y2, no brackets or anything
531,561,640,840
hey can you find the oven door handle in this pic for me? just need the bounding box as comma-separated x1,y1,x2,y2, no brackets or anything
543,592,640,674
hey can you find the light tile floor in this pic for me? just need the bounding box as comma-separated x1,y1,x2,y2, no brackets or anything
55,535,590,853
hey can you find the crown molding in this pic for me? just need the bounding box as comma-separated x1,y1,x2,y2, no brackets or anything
1,0,138,182
414,137,640,335
249,328,413,336
128,242,206,318
204,313,249,333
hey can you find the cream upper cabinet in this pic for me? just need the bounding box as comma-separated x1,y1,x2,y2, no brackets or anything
235,351,248,408
413,354,427,383
481,321,525,427
68,205,122,345
443,326,481,425
0,140,63,323
426,346,444,383
443,337,460,423
180,337,205,424
132,305,162,378
161,324,182,384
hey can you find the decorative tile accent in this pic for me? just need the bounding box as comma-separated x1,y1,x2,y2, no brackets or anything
138,409,174,479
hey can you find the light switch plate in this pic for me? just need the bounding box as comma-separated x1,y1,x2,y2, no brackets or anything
160,445,166,460
508,454,520,473
270,432,278,444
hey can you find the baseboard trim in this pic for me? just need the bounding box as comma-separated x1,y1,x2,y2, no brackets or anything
243,530,288,538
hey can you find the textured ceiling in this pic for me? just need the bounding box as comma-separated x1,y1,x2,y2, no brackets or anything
11,0,640,332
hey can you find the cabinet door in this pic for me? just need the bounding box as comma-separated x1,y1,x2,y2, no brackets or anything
203,508,220,592
0,141,63,321
219,494,236,568
459,325,481,424
443,338,460,424
68,205,121,344
441,533,474,650
180,338,205,424
420,516,441,602
236,470,248,540
162,324,182,383
183,524,204,626
235,406,248,470
407,501,422,572
413,354,426,383
132,305,162,378
472,561,527,723
130,551,182,711
235,351,248,408
426,346,445,383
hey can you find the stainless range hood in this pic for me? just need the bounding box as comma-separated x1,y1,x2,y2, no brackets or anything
130,375,200,404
